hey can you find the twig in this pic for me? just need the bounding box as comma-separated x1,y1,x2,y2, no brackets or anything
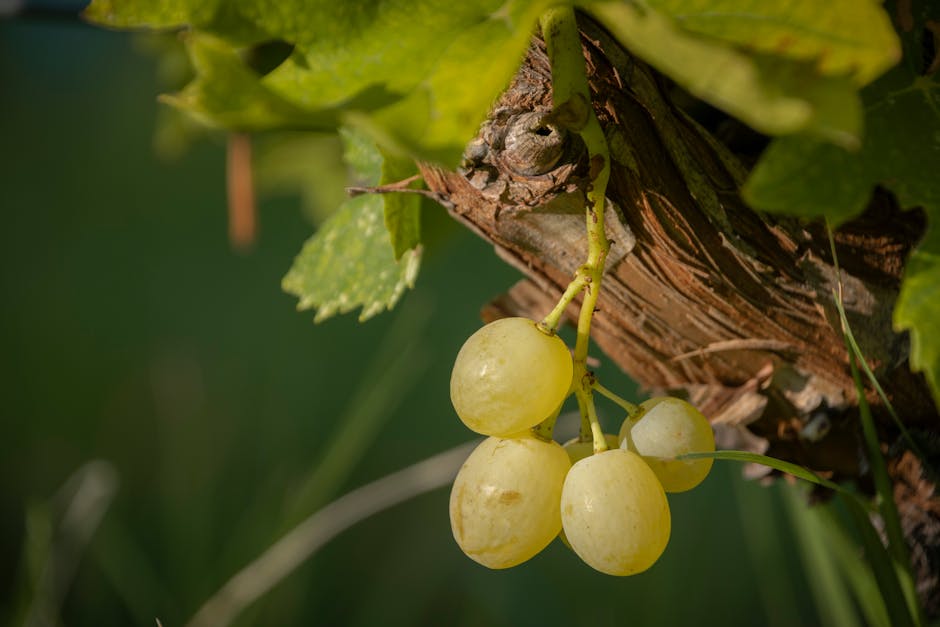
226,133,257,253
669,338,796,362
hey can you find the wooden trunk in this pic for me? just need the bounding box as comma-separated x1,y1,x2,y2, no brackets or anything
418,15,939,613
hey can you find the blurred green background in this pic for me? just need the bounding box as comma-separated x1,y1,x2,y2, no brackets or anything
1,7,823,627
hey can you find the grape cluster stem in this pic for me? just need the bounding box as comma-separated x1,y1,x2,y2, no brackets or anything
537,7,613,454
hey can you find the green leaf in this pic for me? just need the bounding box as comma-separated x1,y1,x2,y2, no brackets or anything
282,128,421,323
84,0,266,43
741,136,871,222
744,5,940,406
340,127,422,257
646,0,900,85
895,226,940,406
340,126,383,184
282,194,421,323
380,154,421,259
584,1,864,144
247,0,552,165
89,0,555,164
84,0,217,29
160,33,333,131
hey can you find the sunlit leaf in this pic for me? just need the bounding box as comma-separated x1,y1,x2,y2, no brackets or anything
282,129,421,322
282,195,421,323
84,0,217,29
243,0,553,165
584,1,863,144
160,33,332,131
646,0,900,85
895,226,940,406
380,154,421,259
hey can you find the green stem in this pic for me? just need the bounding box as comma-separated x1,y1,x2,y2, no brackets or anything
592,381,639,415
539,270,589,333
541,6,612,454
575,387,608,453
574,391,593,442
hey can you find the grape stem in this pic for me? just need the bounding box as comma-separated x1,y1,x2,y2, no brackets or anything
592,381,639,415
538,6,611,453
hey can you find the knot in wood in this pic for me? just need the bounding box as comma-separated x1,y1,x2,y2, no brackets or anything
501,111,567,176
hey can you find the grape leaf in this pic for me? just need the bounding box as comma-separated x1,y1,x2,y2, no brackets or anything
282,194,421,323
895,227,940,407
340,128,422,258
84,0,217,29
584,1,865,145
157,33,333,131
646,0,900,85
282,129,421,323
381,154,421,260
340,128,421,259
84,0,267,43
88,0,552,166
248,0,552,165
744,3,940,406
739,137,871,223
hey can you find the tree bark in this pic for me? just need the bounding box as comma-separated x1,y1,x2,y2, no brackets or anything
418,15,940,614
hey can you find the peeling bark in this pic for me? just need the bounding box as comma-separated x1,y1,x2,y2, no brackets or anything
418,15,940,614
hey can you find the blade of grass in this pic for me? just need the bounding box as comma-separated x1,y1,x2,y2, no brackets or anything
827,225,924,461
730,475,804,627
679,450,871,510
842,493,917,627
827,221,923,625
782,484,861,627
848,351,924,625
816,505,890,627
688,449,916,626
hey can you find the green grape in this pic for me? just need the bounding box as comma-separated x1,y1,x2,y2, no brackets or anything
619,397,715,492
449,432,571,569
561,448,671,576
558,434,619,548
450,317,572,436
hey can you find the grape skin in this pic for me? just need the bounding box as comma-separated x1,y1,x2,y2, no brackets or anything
619,397,715,492
561,449,671,576
450,317,572,436
557,434,620,548
449,433,571,569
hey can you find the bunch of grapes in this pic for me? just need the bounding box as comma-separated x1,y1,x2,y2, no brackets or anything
448,317,715,576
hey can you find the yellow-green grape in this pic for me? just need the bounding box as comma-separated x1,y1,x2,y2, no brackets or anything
619,397,715,493
558,434,620,548
561,449,671,576
449,433,571,569
450,317,572,436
